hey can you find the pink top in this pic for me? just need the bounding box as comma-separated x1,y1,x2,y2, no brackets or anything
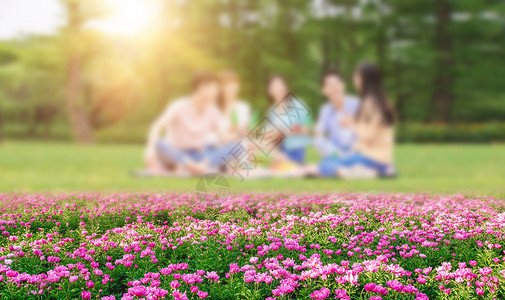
145,97,221,157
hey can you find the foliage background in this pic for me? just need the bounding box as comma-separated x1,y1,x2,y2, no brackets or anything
0,0,504,143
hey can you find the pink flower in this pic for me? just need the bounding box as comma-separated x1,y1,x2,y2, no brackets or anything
160,268,172,275
205,271,220,282
309,288,330,299
480,267,493,276
386,280,403,292
197,291,208,298
128,286,147,297
364,283,376,292
172,289,189,300
81,291,91,300
170,280,181,289
6,270,19,278
334,289,350,299
153,288,168,298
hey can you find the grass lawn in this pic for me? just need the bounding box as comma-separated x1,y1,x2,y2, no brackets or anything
0,140,504,196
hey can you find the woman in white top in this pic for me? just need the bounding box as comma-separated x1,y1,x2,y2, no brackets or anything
218,70,251,141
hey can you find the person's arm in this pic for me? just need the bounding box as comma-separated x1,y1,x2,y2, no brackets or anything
239,103,251,137
144,104,175,165
315,105,329,139
344,97,361,131
214,107,237,144
355,101,383,146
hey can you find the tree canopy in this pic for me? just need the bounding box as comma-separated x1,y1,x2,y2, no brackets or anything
0,0,504,143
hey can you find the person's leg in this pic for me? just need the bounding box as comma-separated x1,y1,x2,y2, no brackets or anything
156,141,187,165
314,137,339,158
333,153,389,178
346,154,388,174
318,156,341,177
280,142,305,165
318,153,366,177
204,143,237,169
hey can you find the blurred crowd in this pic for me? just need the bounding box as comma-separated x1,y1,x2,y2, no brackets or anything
143,62,396,179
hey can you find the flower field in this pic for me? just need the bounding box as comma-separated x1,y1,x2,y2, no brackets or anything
1,193,505,299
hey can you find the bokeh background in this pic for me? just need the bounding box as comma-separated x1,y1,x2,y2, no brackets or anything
0,0,504,194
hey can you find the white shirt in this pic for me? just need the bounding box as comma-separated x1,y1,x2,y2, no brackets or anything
219,100,250,135
145,97,222,158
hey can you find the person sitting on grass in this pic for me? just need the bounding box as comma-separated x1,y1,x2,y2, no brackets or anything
144,71,234,176
314,70,360,158
319,62,396,178
217,70,251,141
265,75,312,166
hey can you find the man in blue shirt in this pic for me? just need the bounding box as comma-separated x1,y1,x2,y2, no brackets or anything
314,70,360,158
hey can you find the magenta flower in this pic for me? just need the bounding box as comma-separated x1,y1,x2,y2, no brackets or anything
309,287,330,299
6,270,19,278
170,280,181,289
153,288,168,298
172,289,189,300
364,283,376,292
81,291,91,300
205,271,220,282
334,289,350,300
128,286,147,297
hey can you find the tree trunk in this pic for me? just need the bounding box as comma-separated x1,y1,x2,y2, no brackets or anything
430,0,454,122
394,61,406,122
278,0,297,62
322,30,331,72
65,1,94,143
66,54,94,143
376,24,387,70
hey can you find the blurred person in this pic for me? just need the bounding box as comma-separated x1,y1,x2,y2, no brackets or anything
144,71,233,176
314,70,360,158
266,75,312,166
319,62,396,178
218,70,251,140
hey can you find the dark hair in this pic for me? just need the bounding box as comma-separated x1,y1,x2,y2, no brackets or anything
320,69,342,86
355,62,395,125
266,75,289,103
217,70,240,110
191,71,218,91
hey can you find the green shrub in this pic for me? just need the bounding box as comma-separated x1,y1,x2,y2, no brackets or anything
3,121,505,144
397,122,505,143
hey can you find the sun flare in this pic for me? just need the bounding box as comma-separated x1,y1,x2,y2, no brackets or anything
94,0,161,36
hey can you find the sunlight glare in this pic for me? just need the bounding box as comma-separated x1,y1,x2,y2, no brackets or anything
95,0,160,36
